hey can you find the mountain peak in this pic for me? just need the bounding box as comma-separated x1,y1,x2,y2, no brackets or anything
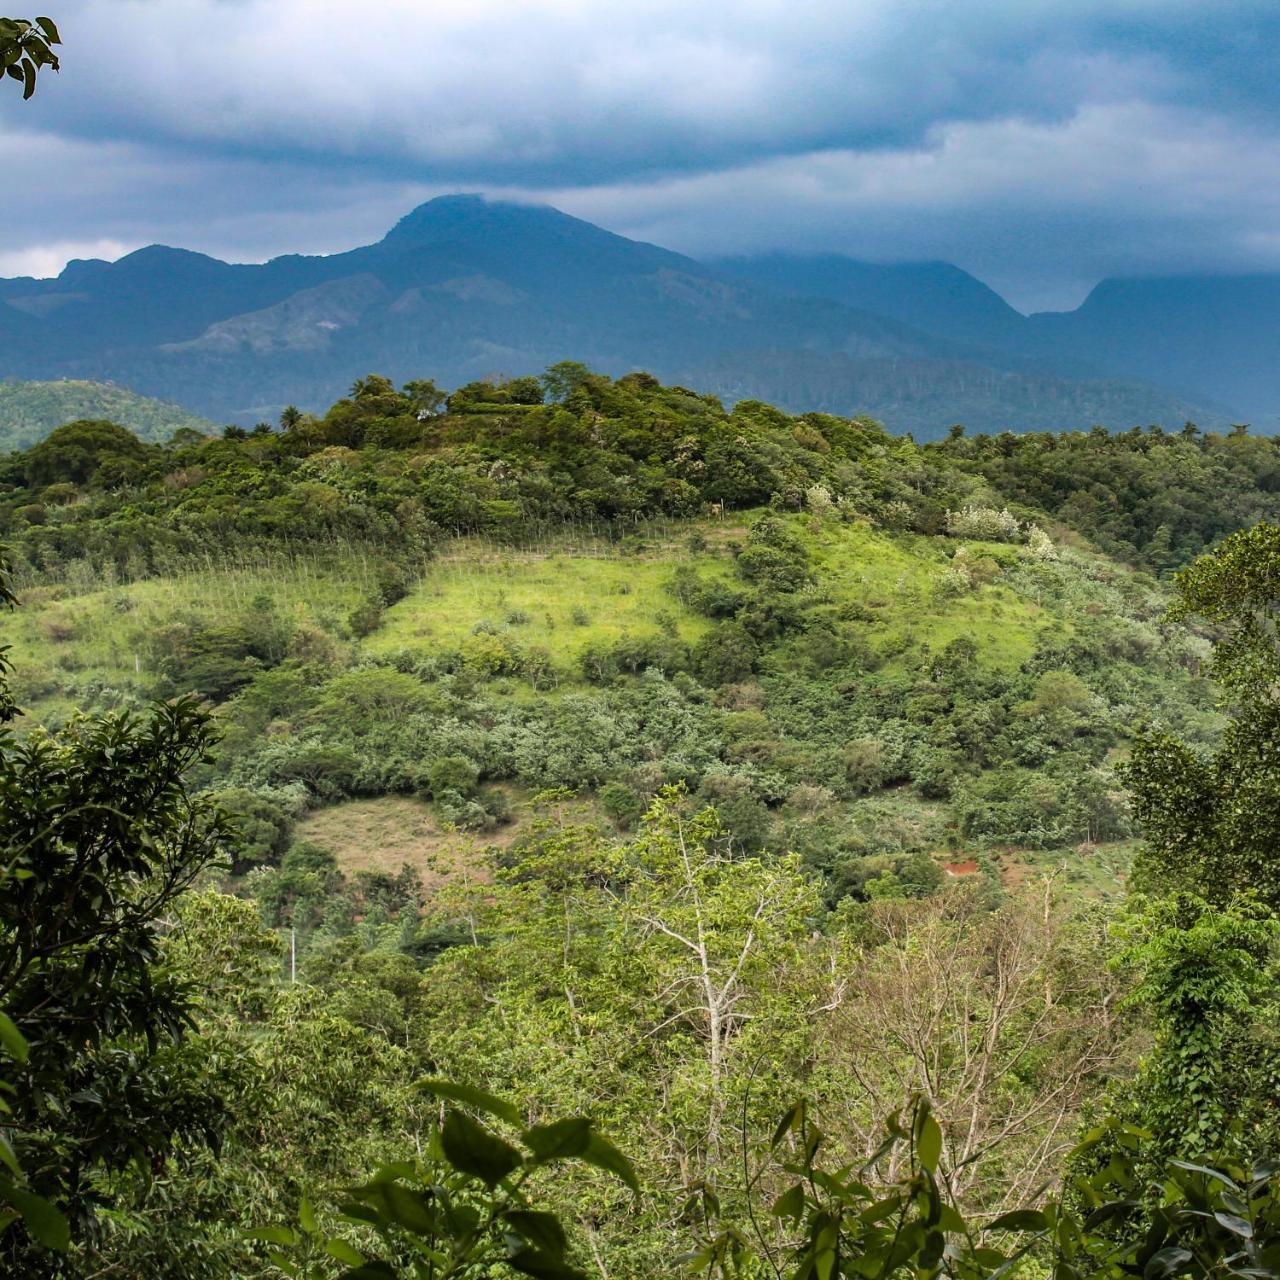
382,194,579,247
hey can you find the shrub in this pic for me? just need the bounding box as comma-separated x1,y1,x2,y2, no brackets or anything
945,504,1023,541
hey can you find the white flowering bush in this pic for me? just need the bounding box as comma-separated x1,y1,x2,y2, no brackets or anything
945,504,1023,541
1025,524,1059,560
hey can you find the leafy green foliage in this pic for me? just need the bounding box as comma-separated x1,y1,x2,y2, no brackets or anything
0,687,236,1263
263,1083,635,1280
0,15,58,98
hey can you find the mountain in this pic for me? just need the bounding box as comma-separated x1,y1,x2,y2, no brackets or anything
1026,276,1280,428
709,252,1028,350
718,251,1280,428
0,379,216,451
0,194,1228,436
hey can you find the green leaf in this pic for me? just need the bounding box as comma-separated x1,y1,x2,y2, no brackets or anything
1143,1246,1194,1280
299,1196,317,1234
1168,1160,1242,1191
417,1078,521,1126
1213,1211,1253,1239
506,1244,588,1280
524,1118,592,1160
917,1111,942,1173
772,1184,805,1222
441,1111,523,1186
772,1101,805,1147
6,1187,70,1251
362,1181,439,1234
505,1209,568,1255
985,1210,1049,1233
580,1131,639,1192
325,1239,365,1265
0,1013,28,1065
35,17,61,43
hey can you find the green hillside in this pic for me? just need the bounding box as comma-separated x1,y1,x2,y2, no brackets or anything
0,378,216,450
10,365,1280,1277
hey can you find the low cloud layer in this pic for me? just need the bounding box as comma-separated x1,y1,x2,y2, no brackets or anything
3,0,1279,308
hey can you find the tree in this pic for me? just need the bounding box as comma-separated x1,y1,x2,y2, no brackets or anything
22,419,150,489
1125,524,1280,907
0,696,236,1265
1,15,59,98
402,379,446,418
540,362,592,403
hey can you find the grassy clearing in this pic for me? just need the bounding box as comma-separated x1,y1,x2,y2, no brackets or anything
4,511,1113,724
366,539,729,661
6,553,374,718
293,795,499,886
293,790,613,885
805,521,1053,671
995,840,1135,900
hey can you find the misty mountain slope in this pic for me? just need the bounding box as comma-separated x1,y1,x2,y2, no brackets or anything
709,252,1029,349
1026,276,1280,427
685,351,1219,437
0,194,1230,436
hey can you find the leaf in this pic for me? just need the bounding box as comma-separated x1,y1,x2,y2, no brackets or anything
35,17,60,43
325,1239,365,1265
524,1117,592,1160
363,1181,439,1234
0,1012,28,1064
506,1244,588,1280
1143,1246,1194,1280
1169,1160,1242,1191
505,1209,568,1255
985,1210,1049,1233
299,1196,317,1234
417,1078,521,1126
7,1187,70,1251
772,1184,805,1222
772,1101,805,1148
917,1111,943,1173
580,1131,639,1192
441,1110,523,1186
1214,1211,1253,1239
21,57,34,100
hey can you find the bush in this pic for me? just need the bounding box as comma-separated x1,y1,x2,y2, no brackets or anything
425,755,480,800
693,622,759,686
945,504,1023,541
599,780,645,829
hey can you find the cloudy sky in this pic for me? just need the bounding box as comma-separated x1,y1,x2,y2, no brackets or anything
3,0,1279,310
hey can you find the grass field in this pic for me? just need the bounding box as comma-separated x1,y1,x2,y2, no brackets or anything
5,511,1112,723
6,551,375,719
365,539,726,661
804,522,1055,670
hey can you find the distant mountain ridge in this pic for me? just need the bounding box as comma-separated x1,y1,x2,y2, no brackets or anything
0,194,1252,437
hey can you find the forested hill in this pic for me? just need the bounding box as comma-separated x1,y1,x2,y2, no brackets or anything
0,378,215,451
0,194,1222,435
4,366,1275,575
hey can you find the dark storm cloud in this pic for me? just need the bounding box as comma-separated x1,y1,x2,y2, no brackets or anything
2,0,1279,307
